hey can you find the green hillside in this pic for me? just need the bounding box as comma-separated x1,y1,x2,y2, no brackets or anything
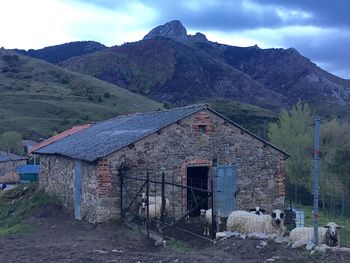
0,50,163,140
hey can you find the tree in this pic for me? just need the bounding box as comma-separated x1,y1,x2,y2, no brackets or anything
0,131,23,155
268,101,314,203
319,118,350,215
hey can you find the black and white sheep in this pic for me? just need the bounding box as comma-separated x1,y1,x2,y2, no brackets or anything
289,222,341,247
226,209,285,236
249,207,266,215
200,209,221,236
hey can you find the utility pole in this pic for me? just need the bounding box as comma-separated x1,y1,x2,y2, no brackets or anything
313,116,320,244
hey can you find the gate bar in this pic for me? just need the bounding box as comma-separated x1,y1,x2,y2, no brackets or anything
146,171,150,237
163,193,212,234
124,181,147,214
123,175,212,193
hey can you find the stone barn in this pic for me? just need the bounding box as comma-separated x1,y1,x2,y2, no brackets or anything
0,151,27,183
34,105,288,223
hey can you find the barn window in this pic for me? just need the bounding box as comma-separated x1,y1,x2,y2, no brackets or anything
198,125,206,134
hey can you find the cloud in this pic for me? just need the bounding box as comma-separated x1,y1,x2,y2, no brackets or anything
0,0,156,49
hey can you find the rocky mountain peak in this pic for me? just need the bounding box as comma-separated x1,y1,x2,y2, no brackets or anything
143,20,189,42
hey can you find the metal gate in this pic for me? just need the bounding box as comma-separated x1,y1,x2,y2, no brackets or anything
214,165,236,217
119,168,216,242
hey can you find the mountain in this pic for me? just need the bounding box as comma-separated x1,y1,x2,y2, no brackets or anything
0,49,162,140
12,41,106,64
60,38,288,110
60,21,350,119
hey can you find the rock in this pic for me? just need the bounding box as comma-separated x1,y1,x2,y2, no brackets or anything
313,244,329,254
189,32,208,42
143,20,189,42
260,240,267,246
306,241,315,251
216,232,226,239
224,231,240,237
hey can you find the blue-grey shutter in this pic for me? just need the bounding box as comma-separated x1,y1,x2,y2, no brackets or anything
74,160,82,220
214,165,236,217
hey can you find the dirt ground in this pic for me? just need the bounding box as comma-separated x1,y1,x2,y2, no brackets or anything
0,206,350,263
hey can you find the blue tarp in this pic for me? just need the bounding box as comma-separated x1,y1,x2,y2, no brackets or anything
16,165,40,174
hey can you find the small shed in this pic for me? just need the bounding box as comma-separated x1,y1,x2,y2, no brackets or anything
34,105,289,223
0,152,27,183
16,164,40,182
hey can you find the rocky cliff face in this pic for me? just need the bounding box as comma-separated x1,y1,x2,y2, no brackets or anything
143,20,189,42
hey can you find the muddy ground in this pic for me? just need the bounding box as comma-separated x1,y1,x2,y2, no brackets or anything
0,206,349,263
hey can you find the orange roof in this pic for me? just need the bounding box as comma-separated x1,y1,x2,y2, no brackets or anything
30,124,92,154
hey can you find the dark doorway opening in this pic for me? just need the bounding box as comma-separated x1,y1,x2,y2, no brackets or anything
187,166,209,216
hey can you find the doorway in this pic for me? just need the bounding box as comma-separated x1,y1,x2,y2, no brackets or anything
187,166,209,216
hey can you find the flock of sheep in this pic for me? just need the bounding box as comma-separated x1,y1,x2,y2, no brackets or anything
137,194,342,248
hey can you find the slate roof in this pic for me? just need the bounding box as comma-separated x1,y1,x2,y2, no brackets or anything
34,105,289,162
0,151,27,162
30,124,92,154
16,164,40,174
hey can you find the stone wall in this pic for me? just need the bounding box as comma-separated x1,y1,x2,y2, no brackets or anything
39,155,75,213
39,155,118,223
105,109,287,219
0,160,26,183
39,109,287,222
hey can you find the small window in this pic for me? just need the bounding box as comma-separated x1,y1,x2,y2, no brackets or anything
198,125,206,134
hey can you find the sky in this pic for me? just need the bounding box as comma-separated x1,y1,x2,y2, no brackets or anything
1,0,349,79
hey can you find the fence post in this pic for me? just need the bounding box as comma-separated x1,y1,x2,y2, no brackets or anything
211,176,216,241
313,116,320,244
146,171,150,238
161,171,166,233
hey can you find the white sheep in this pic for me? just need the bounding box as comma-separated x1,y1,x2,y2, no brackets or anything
139,193,170,210
289,222,341,247
249,207,266,215
138,202,161,221
200,208,221,236
226,209,285,236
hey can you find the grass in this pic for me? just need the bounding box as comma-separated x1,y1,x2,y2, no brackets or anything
0,182,58,236
0,50,163,140
293,203,350,246
167,238,192,252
